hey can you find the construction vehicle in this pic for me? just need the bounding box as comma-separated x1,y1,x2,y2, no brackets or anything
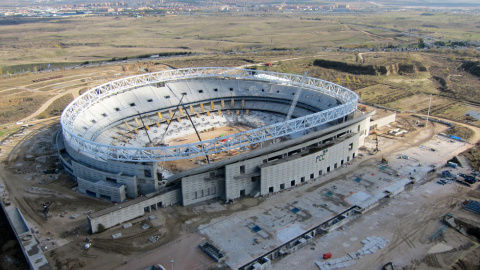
381,156,388,164
43,201,54,219
323,252,332,259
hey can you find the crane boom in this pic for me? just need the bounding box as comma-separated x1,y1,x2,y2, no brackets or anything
285,72,308,121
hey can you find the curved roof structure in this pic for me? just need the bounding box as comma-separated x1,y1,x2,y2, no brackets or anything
61,67,358,162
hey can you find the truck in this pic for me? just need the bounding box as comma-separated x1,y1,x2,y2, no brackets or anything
447,162,458,168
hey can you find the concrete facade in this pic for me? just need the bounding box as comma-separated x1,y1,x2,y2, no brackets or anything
181,172,225,206
87,113,377,233
180,114,370,206
77,177,126,203
88,188,181,233
58,142,159,201
370,111,396,130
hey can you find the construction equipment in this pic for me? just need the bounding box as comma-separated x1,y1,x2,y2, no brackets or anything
285,72,308,122
372,131,380,153
43,201,54,219
381,156,388,164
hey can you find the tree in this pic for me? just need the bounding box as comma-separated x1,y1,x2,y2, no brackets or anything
418,38,425,49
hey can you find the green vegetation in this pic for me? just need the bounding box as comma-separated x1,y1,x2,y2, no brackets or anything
0,126,20,139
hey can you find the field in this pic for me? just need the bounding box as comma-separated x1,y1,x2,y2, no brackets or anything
1,11,479,126
1,10,479,70
255,51,480,127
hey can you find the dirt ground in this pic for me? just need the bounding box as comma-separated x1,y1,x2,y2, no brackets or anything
0,54,480,270
0,63,171,125
1,113,474,270
161,124,252,172
0,116,478,270
0,119,113,269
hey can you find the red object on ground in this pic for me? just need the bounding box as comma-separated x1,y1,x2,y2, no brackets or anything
323,252,332,259
265,62,272,66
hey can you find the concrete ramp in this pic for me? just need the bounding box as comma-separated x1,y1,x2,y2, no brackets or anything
455,155,470,169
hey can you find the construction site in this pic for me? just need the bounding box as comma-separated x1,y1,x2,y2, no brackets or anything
0,66,480,270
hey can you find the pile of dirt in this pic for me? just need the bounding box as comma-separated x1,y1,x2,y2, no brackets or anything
460,61,480,78
313,58,425,76
452,255,480,270
445,125,475,140
460,141,480,171
54,258,86,270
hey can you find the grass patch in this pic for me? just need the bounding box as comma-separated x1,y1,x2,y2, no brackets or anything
1,11,477,68
44,94,74,118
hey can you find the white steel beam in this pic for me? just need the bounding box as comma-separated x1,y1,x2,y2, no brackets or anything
61,67,358,162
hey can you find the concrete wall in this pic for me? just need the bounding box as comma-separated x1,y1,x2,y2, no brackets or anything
88,188,181,233
221,116,370,201
370,112,396,130
86,116,371,233
77,177,126,203
181,170,225,206
260,134,359,195
225,161,261,201
73,161,138,199
251,257,271,270
65,143,158,200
